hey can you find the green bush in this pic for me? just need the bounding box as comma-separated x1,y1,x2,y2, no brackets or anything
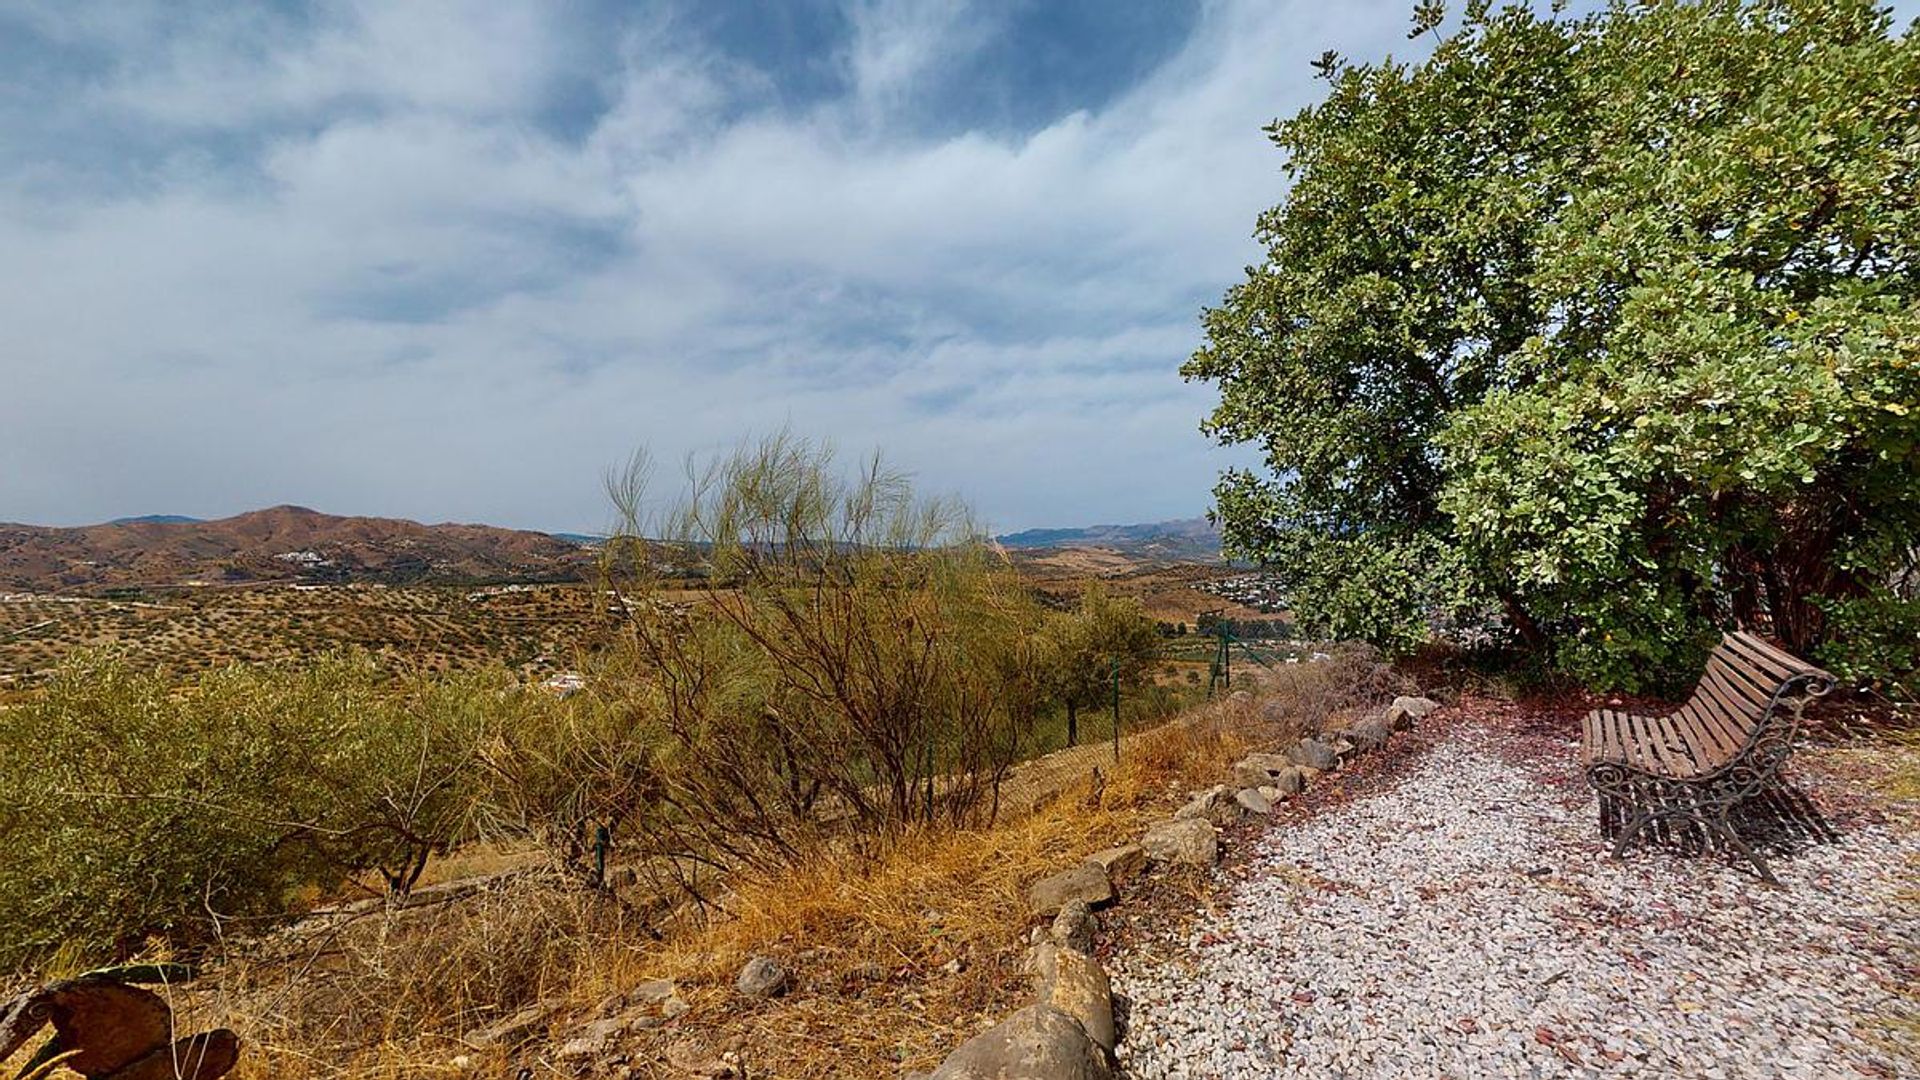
0,653,498,972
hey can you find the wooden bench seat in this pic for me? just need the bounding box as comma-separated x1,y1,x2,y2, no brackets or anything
1580,631,1835,884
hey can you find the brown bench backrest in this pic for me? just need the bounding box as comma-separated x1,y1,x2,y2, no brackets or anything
1676,631,1835,775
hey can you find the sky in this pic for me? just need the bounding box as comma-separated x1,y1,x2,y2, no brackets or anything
3,1,1486,534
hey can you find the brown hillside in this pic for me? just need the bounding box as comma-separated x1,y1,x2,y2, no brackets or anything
0,506,593,591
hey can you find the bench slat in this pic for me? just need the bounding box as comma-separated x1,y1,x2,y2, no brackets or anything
1669,705,1733,771
1681,699,1743,764
1691,676,1758,750
1721,634,1799,683
1724,631,1828,684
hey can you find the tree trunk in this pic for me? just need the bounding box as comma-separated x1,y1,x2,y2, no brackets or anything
1495,585,1548,652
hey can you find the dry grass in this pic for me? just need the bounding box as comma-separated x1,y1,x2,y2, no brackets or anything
5,660,1376,1080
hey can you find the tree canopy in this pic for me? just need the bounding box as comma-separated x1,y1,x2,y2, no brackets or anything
1187,0,1919,690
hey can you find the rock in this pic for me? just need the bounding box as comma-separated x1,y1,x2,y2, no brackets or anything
1141,817,1219,867
1287,738,1339,770
662,995,690,1020
928,1004,1113,1079
621,978,677,1007
1030,942,1116,1050
734,955,789,999
1260,699,1289,724
1028,863,1113,917
1387,695,1439,729
1234,787,1273,815
1344,713,1394,751
1234,754,1303,793
1051,899,1096,954
462,998,559,1049
557,1012,659,1060
1084,843,1146,883
1228,690,1253,705
1173,784,1241,824
1296,765,1324,784
1256,785,1287,804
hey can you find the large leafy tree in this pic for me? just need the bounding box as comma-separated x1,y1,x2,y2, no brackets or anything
1187,0,1919,689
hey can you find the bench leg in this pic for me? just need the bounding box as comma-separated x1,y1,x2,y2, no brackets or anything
1610,808,1652,860
1709,806,1780,887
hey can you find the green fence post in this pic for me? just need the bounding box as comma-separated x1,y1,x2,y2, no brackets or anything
1110,655,1121,761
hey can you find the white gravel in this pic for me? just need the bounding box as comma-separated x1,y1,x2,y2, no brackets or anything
1110,729,1919,1079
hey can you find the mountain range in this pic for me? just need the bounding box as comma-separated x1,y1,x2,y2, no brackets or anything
0,507,1220,592
0,506,594,591
993,517,1220,561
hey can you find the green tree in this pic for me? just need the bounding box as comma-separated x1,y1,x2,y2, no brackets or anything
1187,0,1919,688
1046,585,1163,745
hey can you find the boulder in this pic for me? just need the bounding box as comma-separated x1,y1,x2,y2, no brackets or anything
1387,695,1439,729
1050,900,1096,955
928,1004,1113,1079
1287,738,1339,770
1233,787,1273,815
1028,863,1113,917
734,956,789,999
1084,844,1146,883
1141,817,1219,867
1029,943,1115,1051
1343,713,1394,751
1232,753,1287,789
1173,784,1240,825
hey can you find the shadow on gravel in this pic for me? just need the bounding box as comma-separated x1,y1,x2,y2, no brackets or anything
1629,781,1840,869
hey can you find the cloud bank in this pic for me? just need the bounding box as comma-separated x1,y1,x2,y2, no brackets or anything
3,0,1437,532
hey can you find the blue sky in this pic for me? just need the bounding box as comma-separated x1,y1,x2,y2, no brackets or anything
1,0,1778,534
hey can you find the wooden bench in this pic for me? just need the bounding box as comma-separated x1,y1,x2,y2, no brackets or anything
1580,631,1835,884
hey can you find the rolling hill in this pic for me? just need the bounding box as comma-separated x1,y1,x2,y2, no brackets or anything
994,516,1221,562
0,506,595,591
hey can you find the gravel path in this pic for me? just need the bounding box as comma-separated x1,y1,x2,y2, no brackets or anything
1110,722,1919,1078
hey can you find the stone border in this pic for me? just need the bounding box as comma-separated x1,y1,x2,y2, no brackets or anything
913,694,1439,1078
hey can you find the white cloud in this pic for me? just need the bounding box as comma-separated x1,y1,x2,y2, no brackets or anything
0,0,1432,531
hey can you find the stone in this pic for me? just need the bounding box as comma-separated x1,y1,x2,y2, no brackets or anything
1030,942,1116,1050
1051,899,1096,954
1234,787,1273,815
461,999,559,1049
734,955,789,999
557,1012,658,1060
1344,713,1394,751
1256,785,1287,804
927,1004,1113,1079
1234,754,1303,793
1084,843,1146,883
1173,784,1241,824
1387,695,1440,729
1141,817,1219,867
1287,738,1339,770
1028,862,1113,917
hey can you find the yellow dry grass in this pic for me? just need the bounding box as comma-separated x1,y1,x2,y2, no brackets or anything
5,682,1312,1080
